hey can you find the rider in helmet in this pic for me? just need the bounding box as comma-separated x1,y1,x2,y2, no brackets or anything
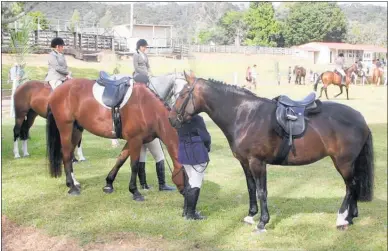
45,37,71,89
335,53,346,85
133,39,152,83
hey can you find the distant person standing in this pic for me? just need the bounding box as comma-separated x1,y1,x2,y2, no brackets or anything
251,64,258,89
9,63,21,118
275,61,280,85
288,66,292,84
244,66,252,89
133,39,152,83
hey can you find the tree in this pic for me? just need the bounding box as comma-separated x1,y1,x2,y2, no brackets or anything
218,11,247,46
27,11,49,30
99,9,113,28
244,2,281,47
282,2,347,46
70,9,80,32
1,2,40,25
83,10,98,26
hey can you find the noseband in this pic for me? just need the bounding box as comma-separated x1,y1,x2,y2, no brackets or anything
173,79,197,124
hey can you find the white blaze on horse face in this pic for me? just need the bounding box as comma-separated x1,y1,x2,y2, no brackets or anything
336,208,349,227
13,140,21,158
22,140,29,156
71,172,80,187
77,146,86,161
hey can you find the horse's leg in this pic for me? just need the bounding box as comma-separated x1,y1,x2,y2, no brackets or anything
59,122,80,195
334,85,343,98
127,138,145,201
103,142,129,194
241,161,258,225
318,86,324,99
76,137,86,161
346,85,349,100
324,86,329,100
69,127,83,188
13,116,24,159
249,158,269,232
331,157,356,230
21,110,38,157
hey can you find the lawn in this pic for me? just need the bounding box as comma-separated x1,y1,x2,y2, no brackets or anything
1,116,387,250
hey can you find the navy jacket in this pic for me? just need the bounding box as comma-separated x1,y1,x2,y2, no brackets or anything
178,115,211,165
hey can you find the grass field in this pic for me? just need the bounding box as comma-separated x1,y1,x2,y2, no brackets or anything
1,58,387,250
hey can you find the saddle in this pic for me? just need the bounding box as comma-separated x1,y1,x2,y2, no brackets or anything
272,92,321,164
96,71,132,138
96,71,131,108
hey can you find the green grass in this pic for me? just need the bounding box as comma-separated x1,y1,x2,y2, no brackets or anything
1,116,387,251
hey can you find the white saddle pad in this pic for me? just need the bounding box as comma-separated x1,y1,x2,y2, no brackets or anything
92,78,133,109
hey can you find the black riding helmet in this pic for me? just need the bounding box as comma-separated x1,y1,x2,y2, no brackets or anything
136,39,148,50
339,53,344,57
51,37,65,48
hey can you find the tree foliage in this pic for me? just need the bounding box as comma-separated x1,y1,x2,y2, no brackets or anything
99,9,113,28
244,2,281,47
1,2,40,25
27,11,49,30
70,9,81,32
282,2,347,46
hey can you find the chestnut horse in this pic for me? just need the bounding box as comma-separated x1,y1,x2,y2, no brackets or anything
46,78,185,201
314,63,359,100
372,67,384,85
13,80,85,160
169,71,373,232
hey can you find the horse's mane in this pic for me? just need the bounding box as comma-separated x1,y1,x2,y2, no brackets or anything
139,83,171,111
205,78,258,98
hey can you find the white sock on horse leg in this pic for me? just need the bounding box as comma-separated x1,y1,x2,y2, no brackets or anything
13,140,21,158
77,146,86,161
22,140,29,156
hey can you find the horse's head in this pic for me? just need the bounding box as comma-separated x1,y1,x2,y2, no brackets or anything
168,70,201,129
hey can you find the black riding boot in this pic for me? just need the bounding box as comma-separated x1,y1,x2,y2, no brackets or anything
156,160,176,191
138,162,151,190
185,187,206,220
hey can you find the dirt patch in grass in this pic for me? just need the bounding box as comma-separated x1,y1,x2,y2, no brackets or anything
2,215,185,251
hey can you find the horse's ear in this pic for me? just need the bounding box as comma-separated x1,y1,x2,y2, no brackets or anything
184,70,196,85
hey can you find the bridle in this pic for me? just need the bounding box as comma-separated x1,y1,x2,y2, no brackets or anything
173,78,197,124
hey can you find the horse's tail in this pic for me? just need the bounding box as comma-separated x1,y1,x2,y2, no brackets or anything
46,106,62,178
314,73,324,91
354,130,374,201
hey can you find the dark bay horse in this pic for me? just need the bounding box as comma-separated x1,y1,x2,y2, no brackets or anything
169,71,374,232
314,64,359,100
13,80,85,160
46,77,185,201
293,66,306,85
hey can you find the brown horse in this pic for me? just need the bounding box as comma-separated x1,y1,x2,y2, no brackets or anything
46,78,185,201
372,67,384,85
12,80,85,160
169,71,374,232
293,66,306,85
314,63,359,100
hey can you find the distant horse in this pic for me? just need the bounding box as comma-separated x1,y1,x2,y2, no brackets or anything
372,67,384,86
46,73,187,201
13,80,85,160
293,66,306,85
169,71,374,232
314,63,359,100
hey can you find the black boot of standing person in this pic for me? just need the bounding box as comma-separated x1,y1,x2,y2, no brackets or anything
185,187,206,220
156,160,176,191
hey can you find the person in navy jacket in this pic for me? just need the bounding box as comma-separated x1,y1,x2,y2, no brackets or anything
178,114,211,220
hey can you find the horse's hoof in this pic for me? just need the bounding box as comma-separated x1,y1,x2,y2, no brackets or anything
103,186,114,194
14,154,21,159
75,183,81,189
78,158,86,162
68,187,81,196
336,224,349,231
23,153,30,157
133,194,145,202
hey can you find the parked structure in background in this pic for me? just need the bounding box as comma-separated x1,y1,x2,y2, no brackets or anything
295,42,387,66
